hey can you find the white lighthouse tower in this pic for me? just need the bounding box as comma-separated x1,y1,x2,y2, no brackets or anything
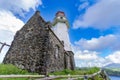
52,11,72,51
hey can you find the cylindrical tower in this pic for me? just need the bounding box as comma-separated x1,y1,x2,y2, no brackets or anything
52,11,71,51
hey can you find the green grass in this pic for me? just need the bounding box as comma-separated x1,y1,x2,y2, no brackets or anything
0,64,105,80
0,64,37,80
0,64,29,75
49,67,105,80
49,67,100,75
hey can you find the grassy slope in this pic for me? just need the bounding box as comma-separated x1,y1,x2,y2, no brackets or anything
0,64,28,75
0,64,37,80
49,67,100,75
49,67,104,80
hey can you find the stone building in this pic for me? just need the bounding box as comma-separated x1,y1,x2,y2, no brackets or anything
3,11,75,74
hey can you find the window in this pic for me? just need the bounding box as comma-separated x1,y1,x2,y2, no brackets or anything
55,45,59,58
60,17,63,19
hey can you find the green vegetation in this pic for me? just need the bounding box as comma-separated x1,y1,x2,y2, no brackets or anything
0,64,37,80
49,67,100,75
0,64,108,80
0,64,28,75
49,67,106,80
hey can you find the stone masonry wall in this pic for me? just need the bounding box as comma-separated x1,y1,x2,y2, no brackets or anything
64,51,75,70
67,51,75,70
3,11,49,74
64,52,71,69
46,26,65,73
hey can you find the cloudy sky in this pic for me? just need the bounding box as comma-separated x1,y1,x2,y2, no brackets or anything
0,0,120,67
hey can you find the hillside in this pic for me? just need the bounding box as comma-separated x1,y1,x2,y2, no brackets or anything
103,63,120,76
104,68,120,76
104,63,120,68
0,64,36,80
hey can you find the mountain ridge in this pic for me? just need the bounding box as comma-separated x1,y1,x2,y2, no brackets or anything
104,63,120,68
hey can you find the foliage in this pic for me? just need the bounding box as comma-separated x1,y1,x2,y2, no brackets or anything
0,64,107,80
0,64,37,80
49,67,100,75
50,67,104,80
0,64,28,75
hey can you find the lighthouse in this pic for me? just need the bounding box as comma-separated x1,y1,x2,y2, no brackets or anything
52,11,72,51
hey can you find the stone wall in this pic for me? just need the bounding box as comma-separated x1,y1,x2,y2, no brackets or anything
67,51,75,70
64,51,75,70
3,11,49,74
46,26,65,73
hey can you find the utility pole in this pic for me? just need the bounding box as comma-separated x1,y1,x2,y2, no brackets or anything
0,42,10,53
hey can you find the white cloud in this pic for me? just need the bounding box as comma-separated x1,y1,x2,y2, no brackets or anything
0,0,42,16
0,11,24,33
73,0,120,29
72,45,110,67
73,34,120,67
0,30,14,44
75,50,98,60
75,34,120,51
106,51,120,63
74,50,111,67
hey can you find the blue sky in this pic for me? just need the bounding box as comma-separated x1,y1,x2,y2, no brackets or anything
0,0,120,67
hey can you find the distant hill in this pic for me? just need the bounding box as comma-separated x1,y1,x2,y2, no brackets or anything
104,63,120,68
103,63,120,76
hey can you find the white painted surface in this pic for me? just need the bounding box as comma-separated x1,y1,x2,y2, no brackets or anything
53,22,72,51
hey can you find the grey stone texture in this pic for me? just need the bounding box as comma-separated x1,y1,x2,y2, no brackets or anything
3,11,75,74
